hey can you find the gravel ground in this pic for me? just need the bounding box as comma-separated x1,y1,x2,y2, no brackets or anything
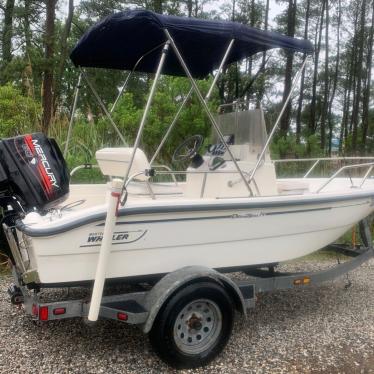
0,257,373,374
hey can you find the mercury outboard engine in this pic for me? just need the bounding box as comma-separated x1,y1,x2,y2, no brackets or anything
0,132,69,212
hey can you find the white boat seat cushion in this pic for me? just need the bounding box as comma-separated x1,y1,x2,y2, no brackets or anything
96,147,150,181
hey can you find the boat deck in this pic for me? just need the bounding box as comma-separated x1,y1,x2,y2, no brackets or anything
63,177,374,211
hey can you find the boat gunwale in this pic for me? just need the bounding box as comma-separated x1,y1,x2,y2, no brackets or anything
16,189,374,238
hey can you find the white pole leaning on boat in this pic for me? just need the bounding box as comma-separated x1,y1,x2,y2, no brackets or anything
88,178,122,322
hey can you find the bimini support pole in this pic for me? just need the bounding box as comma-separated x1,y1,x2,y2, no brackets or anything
248,56,308,184
150,39,234,165
88,178,122,322
110,42,166,115
64,73,82,157
110,71,133,114
80,68,128,146
88,43,170,321
164,29,253,196
150,86,193,165
121,41,170,200
206,38,235,101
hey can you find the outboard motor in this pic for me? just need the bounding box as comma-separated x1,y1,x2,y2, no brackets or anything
0,133,69,212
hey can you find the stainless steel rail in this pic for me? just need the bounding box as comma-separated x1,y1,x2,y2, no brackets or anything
152,164,178,185
273,157,374,178
248,57,309,185
123,168,255,200
70,164,100,177
316,162,374,193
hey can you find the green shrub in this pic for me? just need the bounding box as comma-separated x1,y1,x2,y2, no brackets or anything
0,85,41,137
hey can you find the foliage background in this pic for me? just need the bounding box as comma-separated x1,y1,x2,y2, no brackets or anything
0,0,373,174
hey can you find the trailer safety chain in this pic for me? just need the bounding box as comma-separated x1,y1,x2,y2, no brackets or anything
344,273,352,289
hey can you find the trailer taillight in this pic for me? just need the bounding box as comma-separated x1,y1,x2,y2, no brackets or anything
39,306,49,321
32,304,38,317
117,312,128,321
53,308,66,316
293,276,311,286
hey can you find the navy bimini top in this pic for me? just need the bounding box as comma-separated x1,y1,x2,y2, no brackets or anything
70,9,313,78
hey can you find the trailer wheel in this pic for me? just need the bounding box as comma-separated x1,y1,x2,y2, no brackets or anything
149,281,234,369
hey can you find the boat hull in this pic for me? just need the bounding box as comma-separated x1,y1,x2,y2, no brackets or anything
20,194,374,285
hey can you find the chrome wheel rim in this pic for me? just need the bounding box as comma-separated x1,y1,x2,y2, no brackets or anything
173,299,222,355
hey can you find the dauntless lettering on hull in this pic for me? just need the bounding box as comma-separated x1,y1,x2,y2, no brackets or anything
81,230,148,247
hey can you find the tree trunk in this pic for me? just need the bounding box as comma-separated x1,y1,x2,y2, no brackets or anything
327,0,341,155
256,0,269,106
295,0,310,144
153,0,162,13
187,0,193,17
339,78,349,153
343,54,355,144
41,0,57,134
361,0,374,149
309,1,325,135
347,5,360,139
351,0,367,152
53,0,74,116
23,0,35,92
1,0,15,82
320,0,329,152
280,0,297,137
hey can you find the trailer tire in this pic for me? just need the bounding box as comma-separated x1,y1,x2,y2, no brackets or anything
149,281,234,369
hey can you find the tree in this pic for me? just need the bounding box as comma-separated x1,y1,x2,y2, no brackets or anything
41,0,57,134
53,0,75,115
362,0,374,150
279,0,297,137
1,0,15,82
295,0,310,144
327,0,341,155
351,0,367,152
320,0,329,151
309,0,325,135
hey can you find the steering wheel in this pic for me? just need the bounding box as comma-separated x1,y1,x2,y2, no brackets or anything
172,135,204,162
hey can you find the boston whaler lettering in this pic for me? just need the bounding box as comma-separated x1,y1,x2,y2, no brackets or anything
2,10,374,369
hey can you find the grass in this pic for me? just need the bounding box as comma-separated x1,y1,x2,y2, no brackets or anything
299,248,350,262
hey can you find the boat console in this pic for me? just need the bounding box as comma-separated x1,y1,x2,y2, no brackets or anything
184,108,278,198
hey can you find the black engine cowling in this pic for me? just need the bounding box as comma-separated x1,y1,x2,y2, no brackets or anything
0,132,69,212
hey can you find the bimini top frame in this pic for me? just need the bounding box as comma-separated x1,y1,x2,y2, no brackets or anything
68,10,314,198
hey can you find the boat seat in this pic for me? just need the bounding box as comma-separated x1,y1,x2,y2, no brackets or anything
277,180,309,195
96,147,150,181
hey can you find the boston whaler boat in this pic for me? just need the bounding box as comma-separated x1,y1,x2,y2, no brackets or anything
3,10,374,368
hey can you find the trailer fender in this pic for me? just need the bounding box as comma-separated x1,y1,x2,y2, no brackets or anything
142,265,246,334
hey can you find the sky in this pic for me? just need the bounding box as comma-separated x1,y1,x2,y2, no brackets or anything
58,0,286,27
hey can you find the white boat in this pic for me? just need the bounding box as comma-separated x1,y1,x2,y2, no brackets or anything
3,10,374,289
